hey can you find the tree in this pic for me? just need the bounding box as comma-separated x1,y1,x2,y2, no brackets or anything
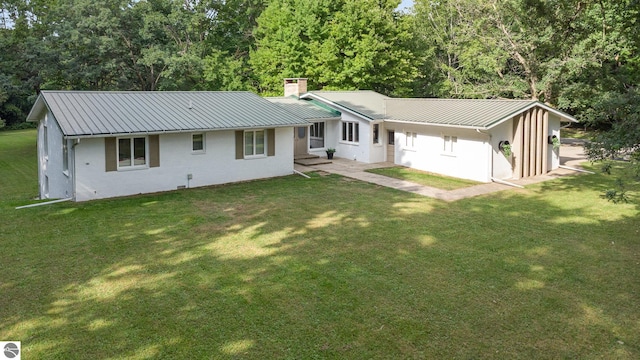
559,0,640,192
413,0,604,103
203,49,255,91
45,0,210,91
0,0,50,127
307,0,417,95
201,0,266,91
250,0,417,95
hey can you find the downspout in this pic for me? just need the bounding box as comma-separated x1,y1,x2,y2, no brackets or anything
71,139,80,201
16,197,73,209
293,169,310,178
476,129,492,182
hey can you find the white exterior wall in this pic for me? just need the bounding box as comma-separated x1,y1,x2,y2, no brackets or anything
548,114,561,170
74,128,295,201
491,119,514,179
395,123,491,183
308,119,339,157
37,112,73,199
336,112,372,162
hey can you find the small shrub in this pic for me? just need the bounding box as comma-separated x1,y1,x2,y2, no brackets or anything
601,178,630,204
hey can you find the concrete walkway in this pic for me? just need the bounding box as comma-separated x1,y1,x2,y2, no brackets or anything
294,143,590,202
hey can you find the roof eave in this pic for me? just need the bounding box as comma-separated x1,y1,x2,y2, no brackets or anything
305,117,341,123
301,93,374,121
62,123,309,139
384,118,485,130
26,94,47,122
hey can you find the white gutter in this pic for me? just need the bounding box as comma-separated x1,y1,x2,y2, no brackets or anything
384,118,484,131
63,124,309,140
16,198,73,209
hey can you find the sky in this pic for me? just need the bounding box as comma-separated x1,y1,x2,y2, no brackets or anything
397,0,415,11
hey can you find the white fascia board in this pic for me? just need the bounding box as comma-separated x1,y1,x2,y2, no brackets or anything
62,124,307,140
383,118,484,130
26,94,47,122
305,117,342,123
485,102,578,130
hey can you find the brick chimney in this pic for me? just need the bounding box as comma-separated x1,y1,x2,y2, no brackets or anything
284,78,308,98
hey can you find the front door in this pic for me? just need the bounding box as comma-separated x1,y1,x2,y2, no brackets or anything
294,126,308,156
386,130,395,163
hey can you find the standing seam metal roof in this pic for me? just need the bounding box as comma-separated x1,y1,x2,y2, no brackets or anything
304,91,389,120
266,97,341,120
27,91,308,137
303,91,576,129
384,98,540,128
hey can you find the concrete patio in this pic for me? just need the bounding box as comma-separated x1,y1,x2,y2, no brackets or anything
294,142,590,202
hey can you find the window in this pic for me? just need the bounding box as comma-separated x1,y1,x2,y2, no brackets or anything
310,122,325,148
341,121,359,143
118,137,147,168
373,124,380,144
443,135,457,154
62,139,69,173
43,124,48,158
388,130,395,145
405,132,417,149
192,133,205,152
244,130,265,157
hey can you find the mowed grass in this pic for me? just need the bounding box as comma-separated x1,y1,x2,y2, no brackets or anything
366,166,480,190
562,126,593,140
1,130,639,359
0,130,38,203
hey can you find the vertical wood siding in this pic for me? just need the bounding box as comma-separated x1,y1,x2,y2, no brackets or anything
513,107,550,178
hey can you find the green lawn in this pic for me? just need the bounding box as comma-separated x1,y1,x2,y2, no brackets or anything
562,126,593,140
365,166,480,190
1,130,639,359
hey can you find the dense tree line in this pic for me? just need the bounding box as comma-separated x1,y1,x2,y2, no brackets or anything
1,0,638,164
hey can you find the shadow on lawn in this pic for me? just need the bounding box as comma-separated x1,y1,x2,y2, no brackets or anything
1,173,639,359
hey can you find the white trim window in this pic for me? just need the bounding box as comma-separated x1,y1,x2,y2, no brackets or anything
62,139,69,173
443,135,457,154
118,136,147,168
373,124,380,144
192,133,205,153
310,122,325,148
43,123,48,159
405,132,417,149
341,121,359,143
244,130,265,157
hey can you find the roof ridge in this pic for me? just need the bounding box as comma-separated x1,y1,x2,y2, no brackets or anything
309,90,380,93
385,98,535,102
40,90,253,94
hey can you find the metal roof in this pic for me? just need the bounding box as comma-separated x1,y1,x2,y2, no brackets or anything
27,91,308,137
303,91,389,120
266,97,341,121
384,98,577,129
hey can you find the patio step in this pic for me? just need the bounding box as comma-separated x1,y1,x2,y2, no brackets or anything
294,157,332,166
294,153,320,160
